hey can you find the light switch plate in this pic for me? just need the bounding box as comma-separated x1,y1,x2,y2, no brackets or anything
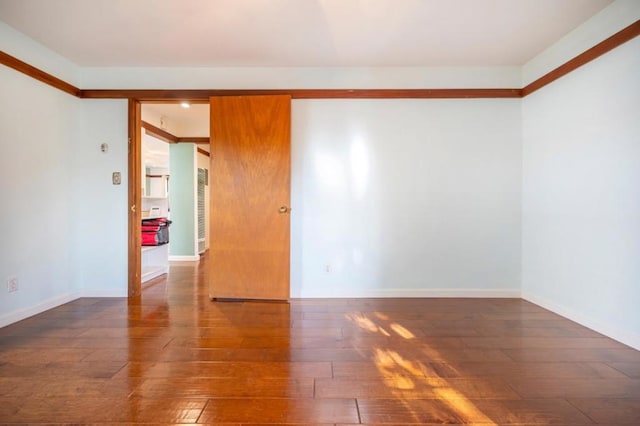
112,172,121,185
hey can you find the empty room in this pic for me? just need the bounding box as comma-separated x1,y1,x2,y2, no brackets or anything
1,0,639,424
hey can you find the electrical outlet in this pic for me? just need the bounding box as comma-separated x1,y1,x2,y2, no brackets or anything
112,172,121,185
325,265,331,273
7,277,18,293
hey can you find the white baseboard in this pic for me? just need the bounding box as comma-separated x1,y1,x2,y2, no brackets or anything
522,291,640,351
169,255,200,262
294,288,521,298
0,292,80,328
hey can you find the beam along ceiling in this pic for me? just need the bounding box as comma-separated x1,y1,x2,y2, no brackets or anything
0,0,613,67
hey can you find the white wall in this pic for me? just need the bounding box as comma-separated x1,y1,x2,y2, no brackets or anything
0,21,129,324
522,36,640,350
0,67,129,326
80,66,521,90
71,99,129,297
0,65,80,326
291,99,522,297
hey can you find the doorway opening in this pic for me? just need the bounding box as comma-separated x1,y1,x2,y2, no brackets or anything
128,100,210,297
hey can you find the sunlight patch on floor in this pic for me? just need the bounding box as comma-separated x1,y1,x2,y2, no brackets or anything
348,312,497,425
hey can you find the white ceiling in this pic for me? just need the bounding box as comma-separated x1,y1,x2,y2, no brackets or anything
0,0,612,67
3,0,611,136
143,103,210,137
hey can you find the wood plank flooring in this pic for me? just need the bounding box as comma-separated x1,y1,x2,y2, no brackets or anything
1,255,639,424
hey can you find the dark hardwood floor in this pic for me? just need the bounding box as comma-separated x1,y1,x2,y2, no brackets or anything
1,254,639,424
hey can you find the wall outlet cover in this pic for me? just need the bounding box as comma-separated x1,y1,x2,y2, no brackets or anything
7,277,18,292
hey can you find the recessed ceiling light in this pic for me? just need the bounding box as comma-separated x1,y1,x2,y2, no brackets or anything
180,102,190,108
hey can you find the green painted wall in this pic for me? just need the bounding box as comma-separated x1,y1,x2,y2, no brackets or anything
169,144,196,257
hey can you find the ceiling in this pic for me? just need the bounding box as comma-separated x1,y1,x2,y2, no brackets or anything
143,103,210,137
0,0,612,67
2,0,613,137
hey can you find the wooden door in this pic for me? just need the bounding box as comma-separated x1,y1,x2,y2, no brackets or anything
209,95,291,301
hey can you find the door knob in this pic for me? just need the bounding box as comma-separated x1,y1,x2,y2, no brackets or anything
279,206,289,214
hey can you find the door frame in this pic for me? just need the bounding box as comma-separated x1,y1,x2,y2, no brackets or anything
127,98,210,297
127,98,142,297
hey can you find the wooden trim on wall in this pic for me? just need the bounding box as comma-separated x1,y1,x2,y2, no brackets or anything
522,20,640,96
3,18,639,101
128,99,142,298
141,121,209,143
0,51,81,97
197,147,211,157
177,137,210,144
141,121,178,143
81,88,522,99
